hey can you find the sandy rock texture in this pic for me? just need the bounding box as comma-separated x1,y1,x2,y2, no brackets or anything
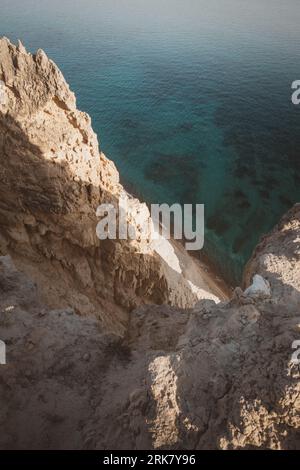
0,39,299,449
0,202,299,449
85,207,300,449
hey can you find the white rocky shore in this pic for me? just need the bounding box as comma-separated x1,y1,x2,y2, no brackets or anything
0,38,299,449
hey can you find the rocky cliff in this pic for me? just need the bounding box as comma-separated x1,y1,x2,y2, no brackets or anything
0,39,299,450
0,37,225,336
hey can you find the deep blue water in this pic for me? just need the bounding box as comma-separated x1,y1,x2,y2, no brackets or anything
2,0,300,283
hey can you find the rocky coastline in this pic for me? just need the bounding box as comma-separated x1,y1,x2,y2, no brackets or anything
0,38,299,450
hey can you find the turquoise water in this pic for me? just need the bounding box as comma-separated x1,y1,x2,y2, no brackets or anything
2,0,300,283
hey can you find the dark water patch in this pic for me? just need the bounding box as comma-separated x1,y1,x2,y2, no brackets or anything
259,189,270,200
250,177,261,187
206,215,230,236
233,189,247,200
178,122,194,133
293,173,300,185
232,162,257,180
144,153,200,204
232,232,250,255
233,189,252,210
279,194,294,208
119,118,140,130
263,176,278,191
237,199,251,210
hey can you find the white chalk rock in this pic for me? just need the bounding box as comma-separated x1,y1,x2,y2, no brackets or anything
244,274,271,298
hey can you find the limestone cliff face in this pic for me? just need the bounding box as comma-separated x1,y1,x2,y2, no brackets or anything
0,38,222,335
0,39,299,450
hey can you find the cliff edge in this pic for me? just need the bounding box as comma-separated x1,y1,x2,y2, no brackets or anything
0,38,225,336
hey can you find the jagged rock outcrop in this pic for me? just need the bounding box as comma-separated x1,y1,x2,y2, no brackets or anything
243,203,300,306
81,204,300,449
0,39,299,450
0,38,225,335
0,205,299,449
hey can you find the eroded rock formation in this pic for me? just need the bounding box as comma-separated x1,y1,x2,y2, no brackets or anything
0,39,299,449
0,37,224,336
